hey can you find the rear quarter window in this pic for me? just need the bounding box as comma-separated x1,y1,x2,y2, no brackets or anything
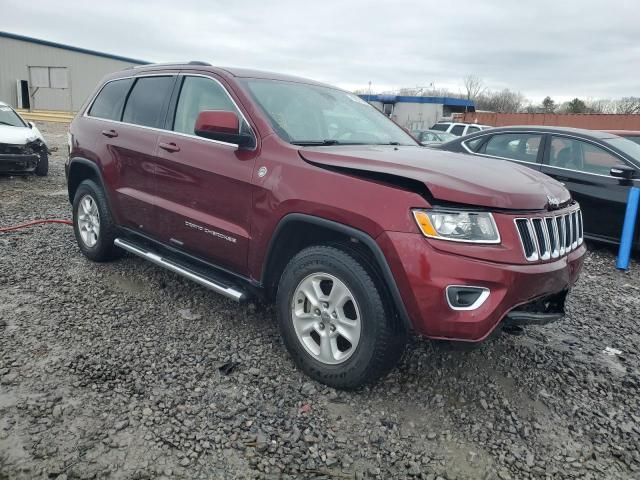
88,78,133,121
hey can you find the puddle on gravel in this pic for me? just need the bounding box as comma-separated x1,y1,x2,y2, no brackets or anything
106,273,147,295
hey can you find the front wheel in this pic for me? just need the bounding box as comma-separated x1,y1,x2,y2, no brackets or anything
34,151,48,176
276,245,406,389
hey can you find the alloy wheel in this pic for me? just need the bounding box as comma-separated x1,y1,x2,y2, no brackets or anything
77,194,100,248
291,272,361,365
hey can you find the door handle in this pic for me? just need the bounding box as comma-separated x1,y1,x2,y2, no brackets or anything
101,129,118,138
159,142,180,153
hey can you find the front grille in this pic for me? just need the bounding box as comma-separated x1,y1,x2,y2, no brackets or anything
0,143,29,155
515,208,583,262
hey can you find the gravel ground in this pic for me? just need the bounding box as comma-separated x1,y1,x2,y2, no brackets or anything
1,121,639,480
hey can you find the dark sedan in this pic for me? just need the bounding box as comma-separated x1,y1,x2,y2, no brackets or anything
437,126,640,248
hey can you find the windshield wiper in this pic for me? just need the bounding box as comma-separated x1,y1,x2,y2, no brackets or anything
291,139,341,146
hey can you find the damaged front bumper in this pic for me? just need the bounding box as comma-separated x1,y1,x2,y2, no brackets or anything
503,291,567,326
0,141,45,173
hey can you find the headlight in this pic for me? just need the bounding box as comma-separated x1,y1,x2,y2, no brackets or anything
412,209,500,244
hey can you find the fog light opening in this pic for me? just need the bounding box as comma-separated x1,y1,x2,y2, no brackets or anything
446,286,490,311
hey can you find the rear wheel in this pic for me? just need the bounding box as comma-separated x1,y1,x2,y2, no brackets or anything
72,179,122,262
276,245,406,389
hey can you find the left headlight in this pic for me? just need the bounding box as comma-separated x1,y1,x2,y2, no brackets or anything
412,209,500,244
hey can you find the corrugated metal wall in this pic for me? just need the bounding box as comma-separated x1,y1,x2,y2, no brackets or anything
0,36,140,111
459,112,640,130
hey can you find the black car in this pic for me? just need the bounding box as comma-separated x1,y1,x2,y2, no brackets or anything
437,126,640,248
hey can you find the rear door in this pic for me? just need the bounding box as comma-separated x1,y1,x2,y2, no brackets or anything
87,74,176,237
153,73,258,274
541,135,634,242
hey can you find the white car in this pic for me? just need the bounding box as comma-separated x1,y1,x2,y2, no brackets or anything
0,101,48,176
431,121,492,137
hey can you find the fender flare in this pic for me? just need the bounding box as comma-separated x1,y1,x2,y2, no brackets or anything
66,157,107,203
262,213,412,331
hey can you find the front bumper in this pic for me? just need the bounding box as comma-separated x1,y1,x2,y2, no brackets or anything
0,153,40,173
0,143,43,173
379,231,585,341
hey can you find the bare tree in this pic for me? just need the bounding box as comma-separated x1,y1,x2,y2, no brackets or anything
614,97,640,114
475,89,526,113
463,76,485,101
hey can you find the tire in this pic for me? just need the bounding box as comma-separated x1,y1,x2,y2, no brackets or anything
34,151,48,176
72,179,122,262
276,245,406,389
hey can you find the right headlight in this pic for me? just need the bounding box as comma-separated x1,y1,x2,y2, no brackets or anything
412,209,501,244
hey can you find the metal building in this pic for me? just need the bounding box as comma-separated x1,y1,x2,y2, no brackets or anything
360,94,475,131
0,31,146,112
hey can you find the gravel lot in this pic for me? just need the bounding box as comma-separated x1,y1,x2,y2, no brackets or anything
1,121,639,480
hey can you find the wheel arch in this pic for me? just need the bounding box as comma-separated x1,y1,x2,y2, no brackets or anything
261,213,412,332
67,157,106,204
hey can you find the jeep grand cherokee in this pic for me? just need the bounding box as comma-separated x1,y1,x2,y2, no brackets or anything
66,62,585,389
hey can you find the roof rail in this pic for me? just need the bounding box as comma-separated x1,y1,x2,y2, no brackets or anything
129,61,212,70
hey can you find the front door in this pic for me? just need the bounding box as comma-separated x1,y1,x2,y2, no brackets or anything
541,135,637,243
153,74,258,274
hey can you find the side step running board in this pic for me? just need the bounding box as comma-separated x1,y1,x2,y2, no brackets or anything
114,238,245,302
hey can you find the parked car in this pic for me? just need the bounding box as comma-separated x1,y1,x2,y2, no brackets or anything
411,129,457,146
603,130,640,146
0,101,48,176
66,63,585,389
431,121,492,137
437,126,640,249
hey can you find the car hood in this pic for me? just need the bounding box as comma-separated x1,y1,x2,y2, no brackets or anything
299,145,571,210
0,124,45,145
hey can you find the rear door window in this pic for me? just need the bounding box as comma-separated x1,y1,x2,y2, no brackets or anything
483,133,543,163
450,125,465,136
122,76,175,128
466,126,480,135
431,123,449,132
88,78,133,121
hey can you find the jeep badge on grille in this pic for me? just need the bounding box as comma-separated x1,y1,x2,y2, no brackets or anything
546,195,561,210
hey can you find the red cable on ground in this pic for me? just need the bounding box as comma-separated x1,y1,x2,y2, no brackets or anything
0,219,73,233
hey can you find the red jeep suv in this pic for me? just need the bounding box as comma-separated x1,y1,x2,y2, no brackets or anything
66,62,585,389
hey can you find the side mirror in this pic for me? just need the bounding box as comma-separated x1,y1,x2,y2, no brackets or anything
28,121,34,129
610,165,636,180
194,110,255,150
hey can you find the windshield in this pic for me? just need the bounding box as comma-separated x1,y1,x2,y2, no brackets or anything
0,105,27,127
241,79,417,146
605,137,640,162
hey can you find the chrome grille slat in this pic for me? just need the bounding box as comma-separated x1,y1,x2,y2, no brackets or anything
557,216,565,256
578,210,584,245
531,218,550,260
546,217,560,258
515,207,582,262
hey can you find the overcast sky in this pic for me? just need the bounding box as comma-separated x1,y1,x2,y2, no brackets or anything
2,0,639,102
